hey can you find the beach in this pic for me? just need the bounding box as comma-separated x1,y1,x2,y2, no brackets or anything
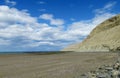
0,52,118,78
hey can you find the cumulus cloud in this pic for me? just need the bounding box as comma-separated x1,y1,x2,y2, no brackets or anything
0,6,63,48
4,0,16,6
0,1,117,51
0,6,37,25
39,14,65,26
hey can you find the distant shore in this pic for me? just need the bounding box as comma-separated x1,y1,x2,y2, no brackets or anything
0,51,73,55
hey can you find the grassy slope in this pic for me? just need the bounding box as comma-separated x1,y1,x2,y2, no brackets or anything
63,14,120,52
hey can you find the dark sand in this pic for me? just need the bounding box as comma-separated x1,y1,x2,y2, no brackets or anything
0,52,118,78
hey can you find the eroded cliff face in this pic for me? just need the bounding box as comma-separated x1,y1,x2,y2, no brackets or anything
63,14,120,52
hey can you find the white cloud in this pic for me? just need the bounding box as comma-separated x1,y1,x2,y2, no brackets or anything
70,18,75,21
5,0,16,6
0,6,63,47
104,2,116,9
67,13,115,38
25,42,56,47
38,1,46,4
39,14,64,26
94,1,116,14
0,6,37,25
38,9,46,12
39,14,53,20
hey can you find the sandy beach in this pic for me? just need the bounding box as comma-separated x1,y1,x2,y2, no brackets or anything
0,52,118,78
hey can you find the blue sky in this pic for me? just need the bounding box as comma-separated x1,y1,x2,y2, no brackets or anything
0,0,120,52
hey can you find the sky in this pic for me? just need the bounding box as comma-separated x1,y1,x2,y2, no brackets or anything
0,0,120,52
